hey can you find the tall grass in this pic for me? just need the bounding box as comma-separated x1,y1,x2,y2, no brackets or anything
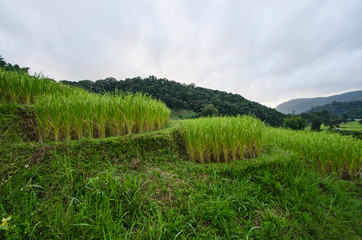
0,68,80,104
179,116,264,163
264,127,362,178
1,67,171,141
34,92,171,141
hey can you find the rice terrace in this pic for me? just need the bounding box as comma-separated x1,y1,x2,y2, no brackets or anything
0,61,361,239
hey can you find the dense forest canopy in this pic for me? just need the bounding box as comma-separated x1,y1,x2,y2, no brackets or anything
305,101,362,119
61,76,285,126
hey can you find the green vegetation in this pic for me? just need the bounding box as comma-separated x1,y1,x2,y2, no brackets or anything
306,100,362,119
34,92,170,141
301,110,344,129
0,67,80,105
178,116,264,163
338,121,362,140
301,107,362,138
200,103,219,117
170,110,198,120
265,127,361,178
310,117,322,131
0,55,29,73
0,104,361,239
341,121,362,132
61,76,285,126
0,68,171,141
282,114,306,130
0,58,361,239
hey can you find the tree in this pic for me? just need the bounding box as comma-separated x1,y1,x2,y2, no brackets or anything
0,55,29,73
283,115,306,130
311,117,322,131
201,104,219,117
0,55,6,68
326,120,340,130
104,77,117,82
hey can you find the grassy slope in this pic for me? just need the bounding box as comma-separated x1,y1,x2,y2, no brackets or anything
339,121,362,140
1,104,361,239
341,121,362,132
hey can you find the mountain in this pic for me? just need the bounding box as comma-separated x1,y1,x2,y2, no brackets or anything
276,90,362,114
61,76,285,126
305,100,362,119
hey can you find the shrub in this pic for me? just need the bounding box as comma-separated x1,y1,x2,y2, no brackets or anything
283,115,306,130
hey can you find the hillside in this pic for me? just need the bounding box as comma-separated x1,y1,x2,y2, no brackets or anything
1,62,361,239
1,103,361,239
61,76,285,126
305,100,362,119
276,90,362,114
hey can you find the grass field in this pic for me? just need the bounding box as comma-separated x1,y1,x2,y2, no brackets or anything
340,121,362,132
1,103,361,239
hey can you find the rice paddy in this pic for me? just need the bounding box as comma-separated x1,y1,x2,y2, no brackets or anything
178,116,264,163
1,66,360,175
1,71,361,239
0,68,171,141
264,127,362,178
0,67,80,104
34,92,171,141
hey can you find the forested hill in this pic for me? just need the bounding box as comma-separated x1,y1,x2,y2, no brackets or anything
61,76,284,126
276,90,362,114
305,100,362,119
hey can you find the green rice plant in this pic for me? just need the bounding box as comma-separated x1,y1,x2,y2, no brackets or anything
179,116,264,163
0,67,81,104
264,127,362,178
34,91,171,141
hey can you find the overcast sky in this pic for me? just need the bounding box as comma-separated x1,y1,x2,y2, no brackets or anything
1,0,361,107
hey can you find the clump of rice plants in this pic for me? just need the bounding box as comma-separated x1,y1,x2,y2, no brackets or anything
179,116,264,163
1,68,170,141
0,67,80,104
264,128,362,178
34,91,171,141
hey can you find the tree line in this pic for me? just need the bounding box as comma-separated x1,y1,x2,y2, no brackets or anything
0,55,29,73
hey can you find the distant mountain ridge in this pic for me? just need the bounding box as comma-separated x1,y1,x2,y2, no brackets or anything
276,90,362,114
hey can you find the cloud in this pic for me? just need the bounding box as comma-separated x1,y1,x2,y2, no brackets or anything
1,0,362,107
